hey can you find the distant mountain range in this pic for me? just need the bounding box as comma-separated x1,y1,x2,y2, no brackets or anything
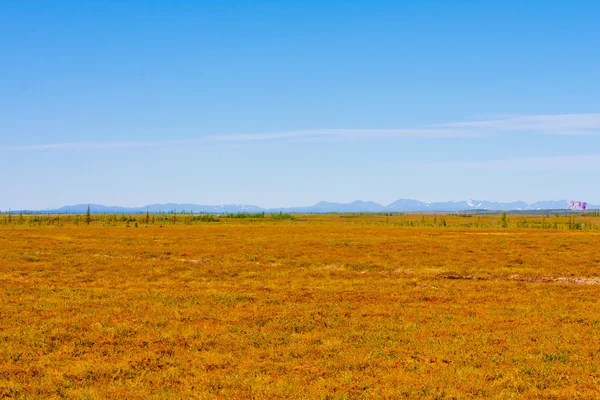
7,199,598,214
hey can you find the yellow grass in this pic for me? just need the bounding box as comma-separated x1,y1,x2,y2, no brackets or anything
1,214,600,398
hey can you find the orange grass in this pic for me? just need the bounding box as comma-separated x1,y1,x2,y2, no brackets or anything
1,215,600,398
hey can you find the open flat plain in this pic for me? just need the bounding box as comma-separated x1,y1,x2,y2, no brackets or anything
1,213,600,399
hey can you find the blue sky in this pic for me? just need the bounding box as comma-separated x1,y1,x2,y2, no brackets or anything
1,0,599,210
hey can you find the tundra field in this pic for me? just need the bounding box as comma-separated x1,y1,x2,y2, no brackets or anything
1,212,600,399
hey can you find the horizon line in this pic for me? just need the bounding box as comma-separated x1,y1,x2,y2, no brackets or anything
2,198,592,213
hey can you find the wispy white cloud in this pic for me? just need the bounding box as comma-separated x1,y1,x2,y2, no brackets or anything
1,128,483,151
3,113,600,151
426,154,600,171
434,113,600,135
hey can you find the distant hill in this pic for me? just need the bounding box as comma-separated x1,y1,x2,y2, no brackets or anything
47,203,265,214
6,199,598,214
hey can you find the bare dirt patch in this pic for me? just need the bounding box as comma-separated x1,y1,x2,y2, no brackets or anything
438,274,600,285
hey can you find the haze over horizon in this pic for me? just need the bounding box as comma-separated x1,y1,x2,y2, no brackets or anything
2,198,597,215
2,1,599,210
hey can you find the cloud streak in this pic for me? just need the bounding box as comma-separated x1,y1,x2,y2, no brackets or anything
3,113,600,151
434,113,600,135
1,128,483,151
426,154,600,171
